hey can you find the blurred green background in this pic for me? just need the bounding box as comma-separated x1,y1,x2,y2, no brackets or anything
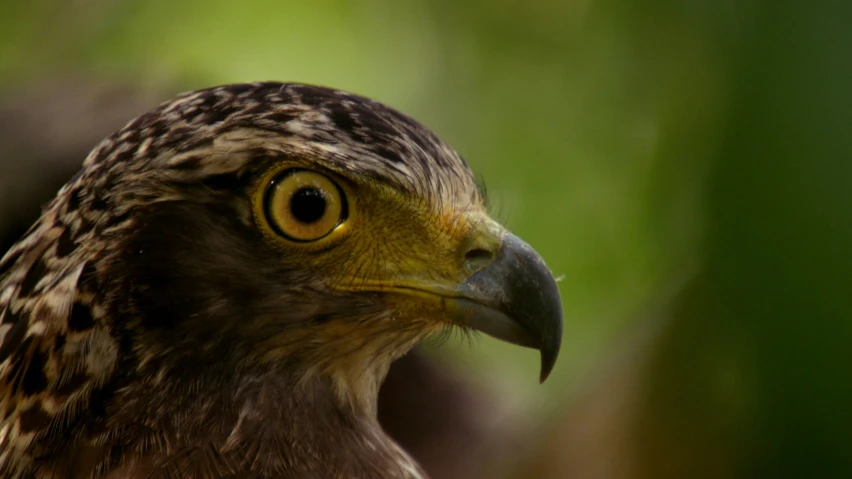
1,0,851,477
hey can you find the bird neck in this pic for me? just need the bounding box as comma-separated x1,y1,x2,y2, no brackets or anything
101,364,426,478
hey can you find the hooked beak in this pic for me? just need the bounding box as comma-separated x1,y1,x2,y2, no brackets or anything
448,234,563,382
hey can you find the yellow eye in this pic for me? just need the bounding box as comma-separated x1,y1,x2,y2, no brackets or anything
263,169,348,242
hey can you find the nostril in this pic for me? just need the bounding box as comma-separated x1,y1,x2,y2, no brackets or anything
462,247,497,276
464,248,495,263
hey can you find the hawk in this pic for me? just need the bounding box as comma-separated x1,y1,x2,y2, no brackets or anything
0,83,562,478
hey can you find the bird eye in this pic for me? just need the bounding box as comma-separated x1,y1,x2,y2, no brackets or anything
263,169,348,242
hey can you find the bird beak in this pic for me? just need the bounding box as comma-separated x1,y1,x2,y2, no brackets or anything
448,234,563,382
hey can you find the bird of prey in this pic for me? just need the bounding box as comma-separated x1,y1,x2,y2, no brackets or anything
0,82,562,478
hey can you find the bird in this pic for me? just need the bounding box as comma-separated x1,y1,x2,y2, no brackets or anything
0,82,563,478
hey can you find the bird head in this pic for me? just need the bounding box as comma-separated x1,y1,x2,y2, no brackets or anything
1,83,562,427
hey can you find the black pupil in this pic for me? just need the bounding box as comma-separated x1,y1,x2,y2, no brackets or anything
290,187,328,224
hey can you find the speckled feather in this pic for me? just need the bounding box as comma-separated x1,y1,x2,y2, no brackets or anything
0,82,481,478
